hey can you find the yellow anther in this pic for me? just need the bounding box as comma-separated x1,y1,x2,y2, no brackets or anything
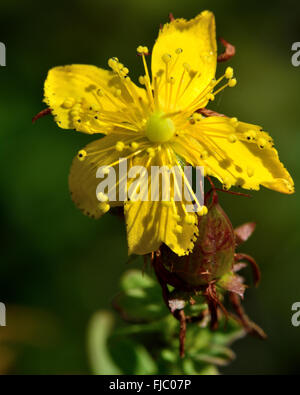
119,67,129,77
168,76,176,84
162,53,172,63
62,98,75,109
228,78,237,87
108,57,119,70
115,141,125,152
77,150,87,161
229,117,239,126
247,167,254,177
225,67,234,79
97,192,108,202
207,93,215,101
183,63,191,72
146,147,155,157
138,75,145,85
130,142,139,150
175,225,183,234
228,134,238,143
137,46,148,54
192,113,202,122
107,58,114,68
184,214,195,225
98,202,110,214
117,62,124,71
175,48,183,54
197,205,208,216
257,137,267,149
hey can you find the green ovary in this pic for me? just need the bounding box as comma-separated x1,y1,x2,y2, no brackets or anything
145,112,175,143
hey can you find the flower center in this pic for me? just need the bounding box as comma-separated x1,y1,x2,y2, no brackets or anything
145,112,175,143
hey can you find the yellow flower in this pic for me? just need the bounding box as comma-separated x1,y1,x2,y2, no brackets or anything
43,11,294,256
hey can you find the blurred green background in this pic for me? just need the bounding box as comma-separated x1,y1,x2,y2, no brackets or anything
0,0,299,374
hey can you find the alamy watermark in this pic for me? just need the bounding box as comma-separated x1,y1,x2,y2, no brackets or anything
0,42,6,66
0,302,6,326
95,160,205,212
291,42,300,67
291,302,300,327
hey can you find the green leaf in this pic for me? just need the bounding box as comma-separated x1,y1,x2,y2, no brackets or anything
114,270,168,321
120,269,156,291
197,365,219,375
87,310,121,375
108,336,157,375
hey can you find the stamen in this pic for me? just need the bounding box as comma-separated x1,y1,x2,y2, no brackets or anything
115,141,125,152
225,67,234,79
146,147,156,157
129,141,139,150
98,202,110,214
168,48,183,76
173,153,207,216
167,76,175,111
138,75,145,85
137,45,154,110
107,57,146,123
228,134,238,143
228,78,237,87
174,68,186,105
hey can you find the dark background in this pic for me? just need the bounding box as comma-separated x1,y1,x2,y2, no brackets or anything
0,0,299,374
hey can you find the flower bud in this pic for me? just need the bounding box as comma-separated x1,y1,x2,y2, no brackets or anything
161,200,235,287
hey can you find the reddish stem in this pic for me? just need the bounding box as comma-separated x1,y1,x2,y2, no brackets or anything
229,292,267,339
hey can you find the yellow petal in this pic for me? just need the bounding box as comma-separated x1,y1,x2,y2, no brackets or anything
182,117,294,194
151,11,217,110
124,148,199,256
69,133,132,218
44,64,145,134
124,200,198,256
